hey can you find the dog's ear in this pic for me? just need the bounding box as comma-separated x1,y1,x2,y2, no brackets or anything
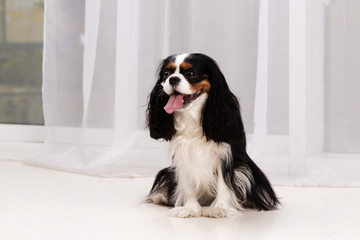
202,65,246,146
146,60,175,141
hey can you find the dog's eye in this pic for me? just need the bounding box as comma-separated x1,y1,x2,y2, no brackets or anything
185,70,198,79
163,70,171,78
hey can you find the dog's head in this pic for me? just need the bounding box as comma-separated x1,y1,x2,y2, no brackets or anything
160,53,211,114
147,53,245,144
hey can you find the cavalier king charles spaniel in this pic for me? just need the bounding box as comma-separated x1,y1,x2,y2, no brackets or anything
146,53,279,218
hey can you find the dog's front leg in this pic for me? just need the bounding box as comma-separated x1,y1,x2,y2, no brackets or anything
202,165,241,218
168,199,202,218
168,176,202,218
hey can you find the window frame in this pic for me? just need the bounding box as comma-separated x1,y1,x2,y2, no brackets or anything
0,124,44,143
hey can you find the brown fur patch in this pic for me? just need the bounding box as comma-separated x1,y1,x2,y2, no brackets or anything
180,62,192,71
166,63,176,70
191,79,211,93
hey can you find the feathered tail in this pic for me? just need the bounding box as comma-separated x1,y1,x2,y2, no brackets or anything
244,154,280,210
224,150,280,211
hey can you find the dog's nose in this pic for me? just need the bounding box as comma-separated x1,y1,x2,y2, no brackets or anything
169,77,180,86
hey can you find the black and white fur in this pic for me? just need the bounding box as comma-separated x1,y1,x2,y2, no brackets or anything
146,53,279,218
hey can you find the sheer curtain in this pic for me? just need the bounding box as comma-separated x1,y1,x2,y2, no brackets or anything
27,0,144,176
26,0,360,186
26,0,260,177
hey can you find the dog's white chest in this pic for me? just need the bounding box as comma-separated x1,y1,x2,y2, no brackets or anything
170,133,231,194
170,102,231,195
171,135,221,169
170,136,220,190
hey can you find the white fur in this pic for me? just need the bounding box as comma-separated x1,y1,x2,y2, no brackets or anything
174,53,189,69
167,93,242,218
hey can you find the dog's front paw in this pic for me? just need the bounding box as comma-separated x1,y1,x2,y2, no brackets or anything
169,206,202,218
202,207,228,218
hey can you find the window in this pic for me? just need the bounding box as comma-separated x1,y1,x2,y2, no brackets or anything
0,0,44,125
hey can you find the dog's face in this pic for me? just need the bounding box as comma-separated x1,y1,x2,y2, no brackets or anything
159,53,211,114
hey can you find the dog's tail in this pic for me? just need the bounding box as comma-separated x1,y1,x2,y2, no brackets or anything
243,153,280,211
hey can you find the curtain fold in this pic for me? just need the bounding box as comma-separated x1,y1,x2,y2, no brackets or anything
250,0,268,160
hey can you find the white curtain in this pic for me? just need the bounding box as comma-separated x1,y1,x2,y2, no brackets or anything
26,0,360,186
26,0,260,177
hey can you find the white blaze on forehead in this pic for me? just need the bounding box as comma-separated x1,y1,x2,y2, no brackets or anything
174,53,189,74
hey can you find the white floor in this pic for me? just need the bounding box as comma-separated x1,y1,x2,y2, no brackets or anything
1,160,360,240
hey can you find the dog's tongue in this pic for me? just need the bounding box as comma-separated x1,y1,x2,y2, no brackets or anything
164,94,184,114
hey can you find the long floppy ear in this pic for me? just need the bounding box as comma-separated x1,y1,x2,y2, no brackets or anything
146,59,175,141
202,64,246,146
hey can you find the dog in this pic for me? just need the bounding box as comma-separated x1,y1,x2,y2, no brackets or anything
146,53,279,218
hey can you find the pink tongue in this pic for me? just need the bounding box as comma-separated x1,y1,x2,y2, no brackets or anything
164,94,184,114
